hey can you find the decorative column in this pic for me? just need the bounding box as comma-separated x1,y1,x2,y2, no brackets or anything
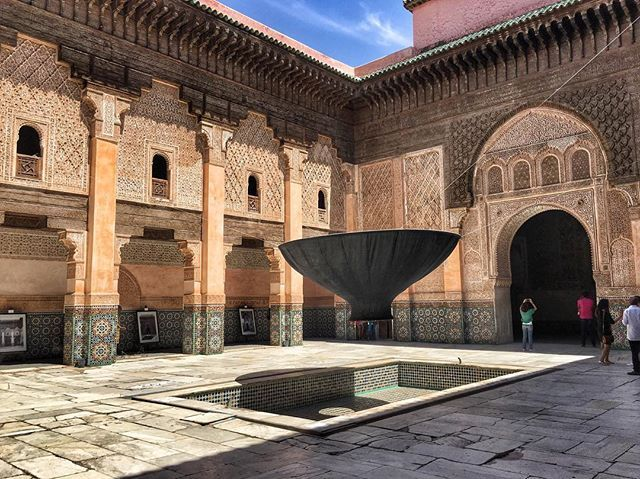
59,230,86,366
268,143,305,346
180,122,230,355
61,86,129,367
336,164,357,340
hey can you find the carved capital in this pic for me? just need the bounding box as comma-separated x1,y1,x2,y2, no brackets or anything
114,235,131,266
341,163,357,194
280,144,306,184
177,240,201,268
83,85,131,140
58,230,86,263
264,247,284,272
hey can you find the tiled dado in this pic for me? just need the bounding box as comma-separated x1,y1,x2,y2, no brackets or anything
183,304,225,355
411,302,465,343
63,306,118,367
270,304,303,346
611,301,631,350
303,308,336,339
463,303,497,344
117,311,183,353
0,312,64,363
224,308,270,345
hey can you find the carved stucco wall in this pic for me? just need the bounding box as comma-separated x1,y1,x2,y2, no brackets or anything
359,160,394,230
448,80,636,208
0,37,89,193
303,136,346,231
403,148,443,229
466,107,637,304
117,80,202,210
225,113,283,222
403,148,445,297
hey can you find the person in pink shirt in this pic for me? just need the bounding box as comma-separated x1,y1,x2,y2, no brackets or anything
577,291,596,347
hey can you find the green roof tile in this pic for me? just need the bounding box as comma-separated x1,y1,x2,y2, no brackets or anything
361,0,583,80
183,0,583,83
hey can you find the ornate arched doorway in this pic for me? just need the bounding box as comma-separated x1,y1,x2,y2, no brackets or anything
461,106,636,344
509,210,595,341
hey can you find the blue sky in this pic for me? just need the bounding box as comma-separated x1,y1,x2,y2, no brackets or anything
220,0,413,66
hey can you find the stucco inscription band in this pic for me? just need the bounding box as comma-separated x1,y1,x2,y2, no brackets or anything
280,230,460,321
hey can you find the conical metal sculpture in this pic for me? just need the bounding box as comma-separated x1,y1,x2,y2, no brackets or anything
279,229,460,321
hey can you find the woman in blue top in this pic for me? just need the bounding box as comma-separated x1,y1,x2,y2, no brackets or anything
520,298,537,351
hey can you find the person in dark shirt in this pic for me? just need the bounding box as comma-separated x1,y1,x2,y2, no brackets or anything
596,298,619,365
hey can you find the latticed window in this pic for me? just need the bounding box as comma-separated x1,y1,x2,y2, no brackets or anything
513,161,531,190
16,125,42,179
571,150,591,180
317,189,327,223
487,166,504,194
541,155,560,185
151,154,169,199
247,175,260,213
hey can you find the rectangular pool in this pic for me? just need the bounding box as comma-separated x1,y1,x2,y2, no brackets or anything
137,360,545,434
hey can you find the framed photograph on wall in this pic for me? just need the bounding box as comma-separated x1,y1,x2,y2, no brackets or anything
239,308,256,336
0,314,27,352
137,310,159,344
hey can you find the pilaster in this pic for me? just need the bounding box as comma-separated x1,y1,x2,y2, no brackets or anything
60,86,129,367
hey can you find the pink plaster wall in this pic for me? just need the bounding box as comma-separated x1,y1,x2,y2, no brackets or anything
225,269,270,298
303,277,334,307
355,47,417,77
0,259,66,296
123,264,183,310
412,0,558,50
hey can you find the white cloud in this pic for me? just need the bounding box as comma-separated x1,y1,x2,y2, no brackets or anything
262,0,410,49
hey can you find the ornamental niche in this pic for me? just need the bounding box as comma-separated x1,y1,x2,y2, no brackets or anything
0,37,89,193
303,136,346,231
462,107,636,302
224,113,283,222
116,80,202,210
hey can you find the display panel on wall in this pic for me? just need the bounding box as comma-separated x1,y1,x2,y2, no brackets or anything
0,314,27,352
137,311,159,344
239,308,256,336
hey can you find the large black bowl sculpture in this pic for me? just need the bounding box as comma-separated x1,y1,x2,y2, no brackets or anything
279,229,460,322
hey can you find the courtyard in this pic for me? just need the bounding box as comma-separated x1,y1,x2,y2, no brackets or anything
1,340,639,479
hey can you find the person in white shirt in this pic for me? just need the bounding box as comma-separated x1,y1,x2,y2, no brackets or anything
622,296,640,376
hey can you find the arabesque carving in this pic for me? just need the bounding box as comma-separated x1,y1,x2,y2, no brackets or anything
303,136,346,231
360,160,394,230
403,149,443,229
116,80,202,210
0,38,88,192
225,113,283,221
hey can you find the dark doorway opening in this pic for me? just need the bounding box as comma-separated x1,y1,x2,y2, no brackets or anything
510,210,595,342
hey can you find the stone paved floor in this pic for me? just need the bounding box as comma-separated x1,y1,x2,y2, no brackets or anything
0,340,639,478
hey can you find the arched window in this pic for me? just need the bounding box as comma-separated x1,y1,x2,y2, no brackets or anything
487,166,504,194
571,150,591,180
318,190,326,210
318,189,327,223
247,175,260,212
541,155,560,185
16,125,42,179
513,161,531,190
151,154,169,199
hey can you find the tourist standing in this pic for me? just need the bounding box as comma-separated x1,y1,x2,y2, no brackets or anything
520,298,537,351
577,292,596,347
622,296,640,376
596,298,618,365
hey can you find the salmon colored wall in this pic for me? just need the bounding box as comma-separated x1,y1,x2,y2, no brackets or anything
225,269,270,307
303,276,334,307
123,264,184,310
0,258,66,312
412,0,557,50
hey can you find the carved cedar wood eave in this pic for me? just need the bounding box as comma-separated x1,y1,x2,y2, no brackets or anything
357,0,638,106
0,0,355,160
